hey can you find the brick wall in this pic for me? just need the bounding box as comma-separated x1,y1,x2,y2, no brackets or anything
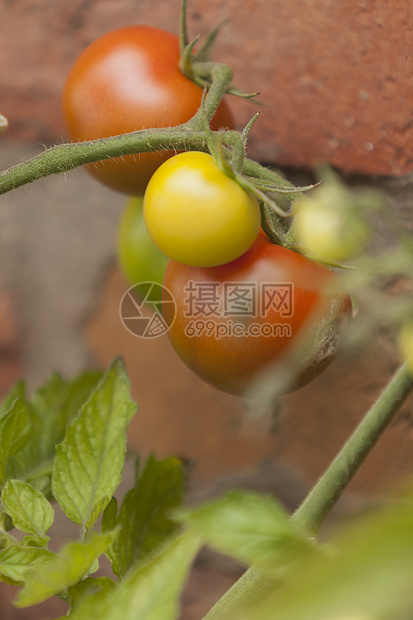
1,0,411,175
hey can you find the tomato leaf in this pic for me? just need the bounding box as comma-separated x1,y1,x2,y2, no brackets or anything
1,480,54,537
10,370,102,485
0,398,30,486
0,544,55,584
106,455,186,577
16,530,118,607
68,532,201,620
51,358,137,528
176,490,316,574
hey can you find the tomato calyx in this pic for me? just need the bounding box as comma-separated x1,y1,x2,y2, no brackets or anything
193,94,318,253
178,0,258,100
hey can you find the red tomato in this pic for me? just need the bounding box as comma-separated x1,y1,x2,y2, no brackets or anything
163,234,352,396
62,26,234,194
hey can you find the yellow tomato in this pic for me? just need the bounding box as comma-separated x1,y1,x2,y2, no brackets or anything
143,152,261,267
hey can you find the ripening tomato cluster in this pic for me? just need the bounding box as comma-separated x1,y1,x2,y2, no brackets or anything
63,25,352,397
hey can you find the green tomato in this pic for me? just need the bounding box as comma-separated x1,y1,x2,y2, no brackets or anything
143,151,261,267
118,196,168,287
294,186,368,263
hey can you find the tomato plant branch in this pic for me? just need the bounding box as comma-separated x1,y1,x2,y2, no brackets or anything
293,361,413,535
0,133,292,199
202,362,413,620
0,129,204,195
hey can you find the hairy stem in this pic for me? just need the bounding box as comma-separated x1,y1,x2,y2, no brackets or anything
0,131,291,198
202,362,413,620
187,63,233,128
0,129,207,195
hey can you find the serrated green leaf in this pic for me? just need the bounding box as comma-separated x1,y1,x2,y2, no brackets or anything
52,359,137,528
0,380,25,418
176,490,315,573
0,544,54,583
60,371,104,425
246,497,413,620
10,370,102,484
108,455,185,578
16,529,118,607
0,398,30,485
70,532,201,620
1,480,54,536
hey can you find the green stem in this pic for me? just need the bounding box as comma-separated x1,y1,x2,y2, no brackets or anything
293,361,413,535
0,131,293,199
188,63,233,128
202,362,413,620
0,128,208,195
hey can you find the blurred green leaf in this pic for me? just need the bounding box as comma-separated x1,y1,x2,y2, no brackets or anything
246,497,413,620
52,359,137,528
177,490,316,574
107,455,186,577
68,576,116,612
16,530,118,607
1,480,54,536
69,532,201,620
0,544,54,583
